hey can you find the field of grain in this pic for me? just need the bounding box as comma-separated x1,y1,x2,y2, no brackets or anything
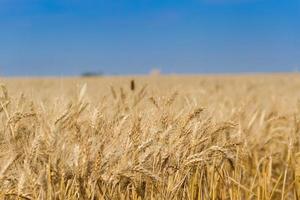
1,74,300,199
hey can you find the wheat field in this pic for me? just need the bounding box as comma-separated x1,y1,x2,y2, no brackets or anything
0,74,300,199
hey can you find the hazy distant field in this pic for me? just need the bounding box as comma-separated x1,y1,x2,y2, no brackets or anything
1,74,300,199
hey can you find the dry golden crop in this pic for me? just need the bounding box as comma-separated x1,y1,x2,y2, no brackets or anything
0,74,300,199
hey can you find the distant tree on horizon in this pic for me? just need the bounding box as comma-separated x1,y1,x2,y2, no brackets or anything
81,71,103,77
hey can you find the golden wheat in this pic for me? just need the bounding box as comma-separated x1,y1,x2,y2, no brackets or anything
0,74,299,199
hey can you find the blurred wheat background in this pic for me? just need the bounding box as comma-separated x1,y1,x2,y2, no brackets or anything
1,74,300,199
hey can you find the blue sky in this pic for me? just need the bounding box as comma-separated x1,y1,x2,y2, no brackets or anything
0,0,299,76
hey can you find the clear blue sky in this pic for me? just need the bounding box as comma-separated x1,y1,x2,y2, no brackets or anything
0,0,299,76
